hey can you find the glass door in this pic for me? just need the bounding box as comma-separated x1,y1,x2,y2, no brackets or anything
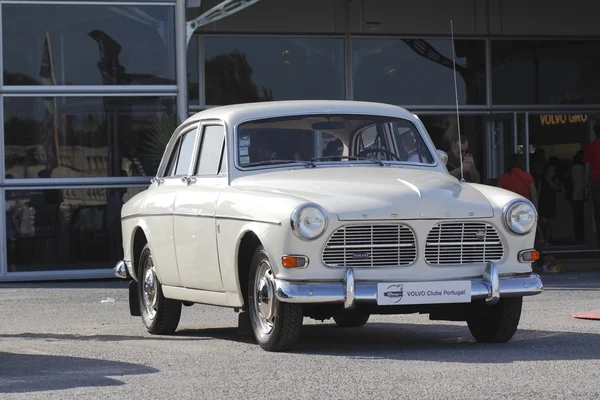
528,111,592,250
485,113,529,185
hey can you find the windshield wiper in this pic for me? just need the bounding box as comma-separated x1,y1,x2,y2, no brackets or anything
310,156,385,166
244,159,316,168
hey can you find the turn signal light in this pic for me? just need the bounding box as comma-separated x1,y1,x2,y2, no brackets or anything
282,255,309,268
518,249,540,263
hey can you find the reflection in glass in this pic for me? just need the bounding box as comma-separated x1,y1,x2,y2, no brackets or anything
492,40,600,105
3,4,175,85
352,39,486,105
5,187,145,273
4,96,177,179
417,115,485,181
204,37,345,105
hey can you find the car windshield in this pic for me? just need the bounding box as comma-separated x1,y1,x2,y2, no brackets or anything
236,114,435,168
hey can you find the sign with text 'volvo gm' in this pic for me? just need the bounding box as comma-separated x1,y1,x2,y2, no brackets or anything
376,281,472,305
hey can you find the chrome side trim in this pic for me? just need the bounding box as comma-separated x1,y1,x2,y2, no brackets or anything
173,212,212,218
215,215,282,226
274,268,543,305
121,212,169,221
121,212,281,226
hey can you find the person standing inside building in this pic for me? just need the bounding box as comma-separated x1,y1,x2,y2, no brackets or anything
497,153,538,208
584,128,600,247
446,136,480,183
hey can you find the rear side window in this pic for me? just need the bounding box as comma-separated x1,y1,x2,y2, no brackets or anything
196,125,225,175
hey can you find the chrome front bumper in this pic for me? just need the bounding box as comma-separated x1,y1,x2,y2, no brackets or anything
274,262,543,309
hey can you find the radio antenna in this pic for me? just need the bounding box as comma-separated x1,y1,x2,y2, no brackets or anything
450,20,465,182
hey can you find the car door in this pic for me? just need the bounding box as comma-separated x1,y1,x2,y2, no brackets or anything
143,124,200,287
173,122,227,292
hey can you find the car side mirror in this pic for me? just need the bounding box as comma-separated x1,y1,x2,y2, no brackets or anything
436,149,448,166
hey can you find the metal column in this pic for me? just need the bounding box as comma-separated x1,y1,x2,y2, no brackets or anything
175,0,188,123
524,112,530,172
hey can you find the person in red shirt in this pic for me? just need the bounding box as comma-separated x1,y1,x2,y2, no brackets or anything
584,132,600,247
497,153,538,209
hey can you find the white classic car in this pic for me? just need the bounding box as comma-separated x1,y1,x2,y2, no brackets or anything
114,100,543,352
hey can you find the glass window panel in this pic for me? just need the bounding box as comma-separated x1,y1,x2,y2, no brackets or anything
3,4,175,86
204,37,345,105
173,129,198,176
164,136,184,177
492,40,600,105
5,186,145,273
196,125,225,175
417,114,485,183
4,96,177,179
352,38,486,105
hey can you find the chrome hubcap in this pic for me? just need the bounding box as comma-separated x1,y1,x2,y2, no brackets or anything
254,260,276,334
142,257,158,319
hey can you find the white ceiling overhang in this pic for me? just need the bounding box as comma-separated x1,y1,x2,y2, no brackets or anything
186,0,262,45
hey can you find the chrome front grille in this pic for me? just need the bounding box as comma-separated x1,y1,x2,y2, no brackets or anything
322,224,417,267
424,222,504,265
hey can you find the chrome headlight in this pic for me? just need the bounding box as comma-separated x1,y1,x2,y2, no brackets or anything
291,204,327,240
503,200,537,235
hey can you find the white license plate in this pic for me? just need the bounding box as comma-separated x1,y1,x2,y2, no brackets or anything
376,281,472,305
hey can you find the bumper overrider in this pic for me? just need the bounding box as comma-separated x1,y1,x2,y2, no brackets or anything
273,262,543,308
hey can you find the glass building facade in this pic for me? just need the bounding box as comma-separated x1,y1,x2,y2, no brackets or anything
3,0,600,280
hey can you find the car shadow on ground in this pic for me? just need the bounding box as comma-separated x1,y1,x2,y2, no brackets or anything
0,332,211,342
291,322,600,362
165,320,600,362
3,322,600,364
0,352,158,394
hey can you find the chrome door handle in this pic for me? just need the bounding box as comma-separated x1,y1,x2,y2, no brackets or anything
181,176,196,185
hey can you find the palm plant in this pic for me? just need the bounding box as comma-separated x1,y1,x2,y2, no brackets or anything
143,114,180,158
127,114,180,177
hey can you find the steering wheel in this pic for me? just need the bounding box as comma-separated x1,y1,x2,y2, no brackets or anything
356,148,401,161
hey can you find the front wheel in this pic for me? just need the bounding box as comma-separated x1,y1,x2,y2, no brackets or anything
466,297,522,343
248,246,303,352
138,244,182,334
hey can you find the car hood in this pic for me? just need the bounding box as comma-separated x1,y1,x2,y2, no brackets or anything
231,167,494,220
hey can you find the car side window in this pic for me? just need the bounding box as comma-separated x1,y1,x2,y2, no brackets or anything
196,125,225,176
163,136,184,177
172,128,199,176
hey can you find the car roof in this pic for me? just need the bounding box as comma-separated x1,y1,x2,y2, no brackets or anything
185,100,416,126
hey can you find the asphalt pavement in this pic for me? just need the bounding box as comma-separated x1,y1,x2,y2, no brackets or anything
1,272,599,400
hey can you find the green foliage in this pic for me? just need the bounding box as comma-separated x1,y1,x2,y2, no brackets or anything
143,114,180,159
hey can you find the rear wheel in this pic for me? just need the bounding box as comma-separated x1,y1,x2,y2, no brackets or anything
248,246,303,352
467,297,522,343
138,244,182,334
333,310,370,328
